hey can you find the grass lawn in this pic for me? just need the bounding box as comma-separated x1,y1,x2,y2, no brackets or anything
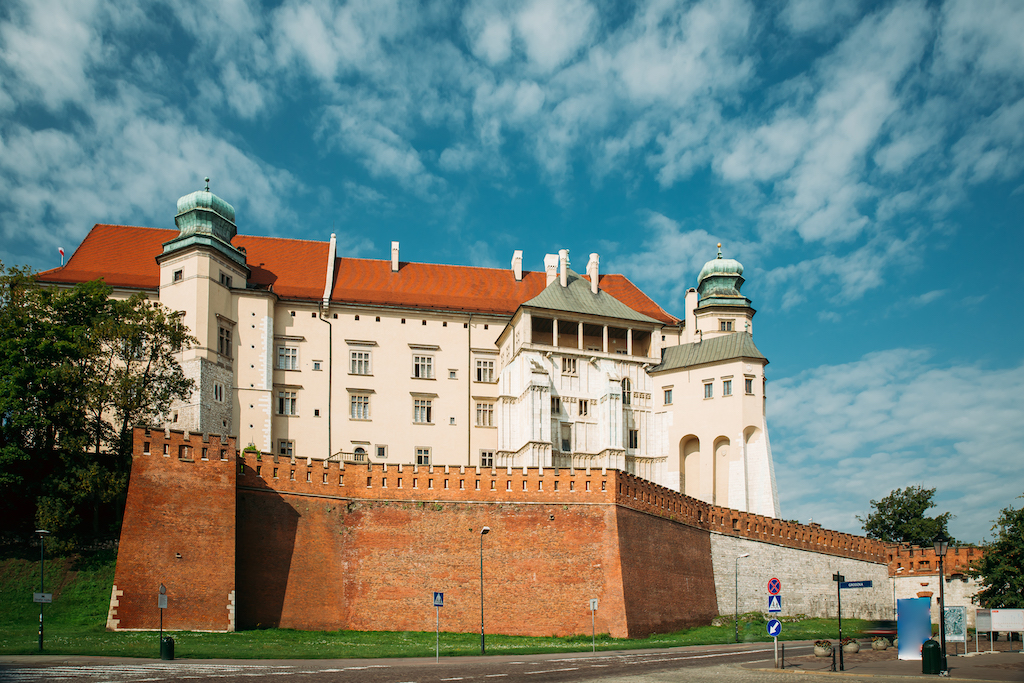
0,548,869,659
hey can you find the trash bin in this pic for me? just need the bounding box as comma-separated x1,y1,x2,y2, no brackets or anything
160,635,175,661
922,639,941,674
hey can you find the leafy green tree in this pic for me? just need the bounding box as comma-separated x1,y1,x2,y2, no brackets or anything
858,486,955,545
0,264,195,548
971,498,1024,608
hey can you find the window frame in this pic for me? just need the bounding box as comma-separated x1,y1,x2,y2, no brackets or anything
475,359,495,383
413,398,433,424
704,382,713,399
415,447,431,466
723,379,733,396
278,440,294,457
350,350,371,375
277,345,299,370
628,429,639,450
664,388,673,405
217,326,233,358
561,357,577,376
413,355,434,379
745,378,754,394
277,390,297,415
350,394,370,420
475,402,494,427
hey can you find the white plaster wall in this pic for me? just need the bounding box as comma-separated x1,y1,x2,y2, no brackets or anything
711,533,891,620
895,574,983,629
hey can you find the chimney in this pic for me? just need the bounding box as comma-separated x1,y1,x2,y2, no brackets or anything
558,249,569,287
322,233,337,308
544,254,558,286
587,253,599,294
391,241,399,272
511,250,523,281
684,287,699,343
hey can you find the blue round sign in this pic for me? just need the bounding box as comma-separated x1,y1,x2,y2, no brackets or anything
767,578,782,595
767,618,782,637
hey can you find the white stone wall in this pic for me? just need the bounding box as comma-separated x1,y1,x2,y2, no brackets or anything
711,533,891,620
895,573,982,629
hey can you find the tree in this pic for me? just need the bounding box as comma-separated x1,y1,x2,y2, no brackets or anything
971,497,1024,608
858,486,955,545
0,264,195,548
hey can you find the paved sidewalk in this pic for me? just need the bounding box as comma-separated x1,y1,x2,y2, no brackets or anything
745,641,1024,681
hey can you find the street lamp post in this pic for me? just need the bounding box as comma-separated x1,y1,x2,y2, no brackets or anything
480,526,490,655
36,529,49,651
934,537,949,673
735,553,749,643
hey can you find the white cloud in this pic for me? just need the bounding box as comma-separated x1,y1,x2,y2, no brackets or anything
769,349,1024,542
779,0,861,36
514,0,597,74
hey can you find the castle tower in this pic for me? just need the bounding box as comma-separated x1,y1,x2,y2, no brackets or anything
650,246,780,517
156,179,249,434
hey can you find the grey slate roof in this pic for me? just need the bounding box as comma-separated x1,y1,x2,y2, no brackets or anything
522,271,660,324
650,332,767,372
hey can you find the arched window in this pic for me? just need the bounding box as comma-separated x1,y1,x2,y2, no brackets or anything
354,447,366,462
622,378,631,405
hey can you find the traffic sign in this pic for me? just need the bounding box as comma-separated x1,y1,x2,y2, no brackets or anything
433,592,444,607
767,578,781,595
590,598,598,611
768,595,782,613
767,619,782,637
33,593,52,604
839,581,873,589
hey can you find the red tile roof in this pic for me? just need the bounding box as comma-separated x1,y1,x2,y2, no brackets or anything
37,224,679,324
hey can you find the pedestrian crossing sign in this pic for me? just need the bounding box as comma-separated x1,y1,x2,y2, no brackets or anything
768,595,782,613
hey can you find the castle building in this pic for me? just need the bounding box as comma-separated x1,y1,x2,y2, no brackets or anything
39,183,780,517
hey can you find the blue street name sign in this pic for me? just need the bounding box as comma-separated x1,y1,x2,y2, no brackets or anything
767,619,782,637
768,595,782,613
839,581,873,589
433,592,444,607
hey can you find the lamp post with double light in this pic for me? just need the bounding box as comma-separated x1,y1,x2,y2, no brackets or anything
735,553,749,643
934,537,948,672
480,526,490,654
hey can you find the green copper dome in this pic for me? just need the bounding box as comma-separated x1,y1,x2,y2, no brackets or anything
174,178,237,243
697,244,743,283
162,178,247,268
696,244,750,307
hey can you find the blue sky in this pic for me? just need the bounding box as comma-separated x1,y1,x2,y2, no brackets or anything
2,0,1022,544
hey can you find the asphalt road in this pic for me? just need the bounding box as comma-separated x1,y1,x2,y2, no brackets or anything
0,642,808,683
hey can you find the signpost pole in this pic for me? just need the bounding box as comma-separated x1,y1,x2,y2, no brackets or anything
590,599,598,652
774,636,778,669
436,605,439,663
834,573,845,672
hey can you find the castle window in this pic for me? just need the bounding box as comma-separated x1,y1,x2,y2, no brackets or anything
353,447,366,462
350,350,371,375
449,369,457,379
628,429,639,450
217,326,232,357
376,445,387,459
476,402,494,427
313,361,322,371
219,272,232,288
476,359,495,382
173,269,183,283
350,394,370,420
413,399,433,423
551,396,561,414
416,447,431,465
579,400,589,417
561,357,577,376
213,383,224,402
664,388,673,404
723,379,732,396
720,319,733,331
704,383,713,399
622,378,631,405
413,355,433,379
277,391,297,415
480,450,494,468
745,378,753,394
277,346,298,370
278,440,293,457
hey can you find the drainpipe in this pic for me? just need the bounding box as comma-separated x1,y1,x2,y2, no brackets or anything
319,233,337,460
467,313,473,467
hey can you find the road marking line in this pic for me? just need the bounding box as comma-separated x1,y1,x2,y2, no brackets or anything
523,667,580,675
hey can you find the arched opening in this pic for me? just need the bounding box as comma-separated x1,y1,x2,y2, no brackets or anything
679,435,700,498
354,447,366,462
713,436,731,506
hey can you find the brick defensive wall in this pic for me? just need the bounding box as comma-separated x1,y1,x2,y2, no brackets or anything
109,428,888,638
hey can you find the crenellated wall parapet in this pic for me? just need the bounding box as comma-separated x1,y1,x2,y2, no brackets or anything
229,444,886,564
134,426,237,463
